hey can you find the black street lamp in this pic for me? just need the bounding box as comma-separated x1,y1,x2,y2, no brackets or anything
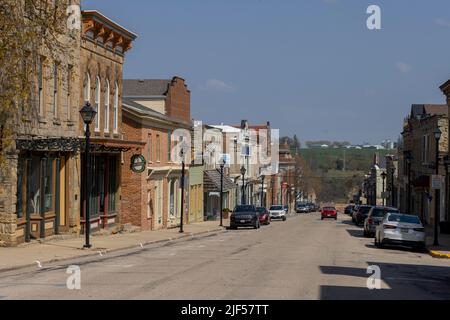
79,102,97,249
433,128,442,246
381,171,387,206
405,152,413,213
179,148,186,234
219,157,226,227
241,165,246,205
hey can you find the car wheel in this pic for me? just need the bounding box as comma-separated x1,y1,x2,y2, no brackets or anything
321,217,324,220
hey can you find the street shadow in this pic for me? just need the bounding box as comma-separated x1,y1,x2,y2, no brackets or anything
339,220,355,226
364,243,427,254
346,229,366,238
319,263,450,300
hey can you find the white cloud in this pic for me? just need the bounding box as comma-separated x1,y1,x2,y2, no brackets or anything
396,62,412,73
435,18,450,28
199,79,236,92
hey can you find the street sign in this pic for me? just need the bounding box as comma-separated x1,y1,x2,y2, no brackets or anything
431,175,442,190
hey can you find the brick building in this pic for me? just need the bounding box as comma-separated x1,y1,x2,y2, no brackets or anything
78,11,137,233
121,77,200,230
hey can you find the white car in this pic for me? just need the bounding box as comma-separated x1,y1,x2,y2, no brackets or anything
375,213,426,250
269,205,287,221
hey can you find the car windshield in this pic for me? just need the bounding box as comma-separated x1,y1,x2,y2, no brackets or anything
324,207,335,211
372,208,399,217
234,205,255,212
270,206,283,210
388,214,421,224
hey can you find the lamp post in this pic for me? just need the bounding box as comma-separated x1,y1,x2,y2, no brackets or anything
179,148,186,233
433,128,442,246
219,157,226,227
381,171,387,206
79,102,97,249
405,152,412,213
240,165,246,205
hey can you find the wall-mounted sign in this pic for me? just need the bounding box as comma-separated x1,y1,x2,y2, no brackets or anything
130,154,146,173
432,175,442,190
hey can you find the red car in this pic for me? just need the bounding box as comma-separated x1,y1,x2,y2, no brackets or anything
321,206,337,220
257,207,271,225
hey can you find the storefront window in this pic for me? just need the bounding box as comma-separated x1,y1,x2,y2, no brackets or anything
109,158,117,212
16,158,25,218
44,158,54,213
30,156,41,215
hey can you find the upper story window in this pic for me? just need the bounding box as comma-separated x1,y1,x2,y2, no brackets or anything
113,82,119,133
83,73,90,103
38,56,45,117
67,65,73,121
95,76,101,132
422,134,430,163
53,62,59,119
104,80,110,133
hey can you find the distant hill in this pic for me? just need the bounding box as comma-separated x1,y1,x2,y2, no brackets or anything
300,148,396,172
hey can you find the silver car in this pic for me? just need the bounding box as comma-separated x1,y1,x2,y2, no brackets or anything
363,206,399,237
375,213,426,250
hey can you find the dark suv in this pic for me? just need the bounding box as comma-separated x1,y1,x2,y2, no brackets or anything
352,205,373,226
230,205,260,229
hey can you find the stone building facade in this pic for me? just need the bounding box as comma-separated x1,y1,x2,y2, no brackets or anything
0,1,82,246
399,104,448,224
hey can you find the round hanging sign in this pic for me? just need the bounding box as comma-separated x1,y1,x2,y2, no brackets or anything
130,154,146,173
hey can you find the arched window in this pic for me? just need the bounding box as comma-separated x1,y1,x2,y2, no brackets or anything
104,80,110,133
83,73,90,103
95,76,101,131
113,82,119,133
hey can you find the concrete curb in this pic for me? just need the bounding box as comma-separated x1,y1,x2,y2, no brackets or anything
0,227,227,274
428,250,450,259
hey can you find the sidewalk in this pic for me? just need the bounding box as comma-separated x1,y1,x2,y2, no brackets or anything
0,220,229,272
426,226,450,259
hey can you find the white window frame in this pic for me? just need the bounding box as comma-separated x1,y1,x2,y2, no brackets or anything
113,82,119,134
104,80,110,133
95,76,101,132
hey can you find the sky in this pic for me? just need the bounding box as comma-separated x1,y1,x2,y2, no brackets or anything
82,0,450,145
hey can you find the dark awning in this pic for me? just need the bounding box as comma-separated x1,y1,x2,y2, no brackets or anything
204,169,237,193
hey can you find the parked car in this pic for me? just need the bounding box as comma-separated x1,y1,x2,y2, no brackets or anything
296,203,309,213
269,205,287,221
375,213,426,250
306,203,315,212
230,205,260,229
321,206,337,220
353,205,372,226
363,206,399,237
256,207,271,225
344,204,355,215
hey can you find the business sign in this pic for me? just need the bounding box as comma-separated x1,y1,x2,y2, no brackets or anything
130,154,146,173
431,175,442,190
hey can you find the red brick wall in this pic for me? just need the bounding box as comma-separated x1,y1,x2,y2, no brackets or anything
121,117,144,227
166,77,191,124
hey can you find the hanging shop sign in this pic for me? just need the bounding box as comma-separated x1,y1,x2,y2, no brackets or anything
130,154,146,173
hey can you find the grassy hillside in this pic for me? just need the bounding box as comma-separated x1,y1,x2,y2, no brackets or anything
299,148,397,203
300,148,395,172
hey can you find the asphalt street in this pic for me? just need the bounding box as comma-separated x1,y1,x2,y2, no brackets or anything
0,212,449,300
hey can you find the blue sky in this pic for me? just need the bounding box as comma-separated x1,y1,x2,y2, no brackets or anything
82,0,450,145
